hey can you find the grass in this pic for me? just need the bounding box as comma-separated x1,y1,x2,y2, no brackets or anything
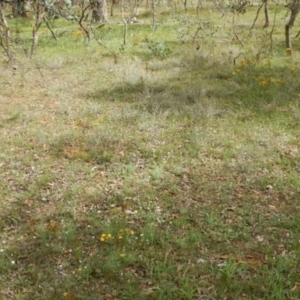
1,3,300,299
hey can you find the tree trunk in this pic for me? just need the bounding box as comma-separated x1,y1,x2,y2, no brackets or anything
31,1,46,55
121,0,127,45
263,0,269,28
91,0,108,23
12,0,27,18
110,0,119,16
0,1,13,59
285,0,300,52
183,0,187,11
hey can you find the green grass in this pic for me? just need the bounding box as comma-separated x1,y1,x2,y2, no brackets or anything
1,3,300,299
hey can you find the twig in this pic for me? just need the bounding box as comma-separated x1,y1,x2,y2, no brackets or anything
193,25,202,42
233,52,246,65
233,29,244,46
249,1,264,34
78,2,91,41
31,59,45,83
263,0,270,28
43,16,58,40
269,3,278,51
121,0,127,46
90,26,118,63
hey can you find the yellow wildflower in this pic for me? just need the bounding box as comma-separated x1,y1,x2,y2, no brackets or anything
240,59,248,66
74,29,83,38
100,233,106,242
63,293,76,299
100,233,112,242
277,79,284,85
260,80,269,86
291,66,297,72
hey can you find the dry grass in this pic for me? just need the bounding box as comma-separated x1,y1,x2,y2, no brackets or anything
1,5,300,299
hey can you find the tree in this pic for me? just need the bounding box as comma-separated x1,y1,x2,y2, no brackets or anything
91,0,108,23
30,0,47,55
285,0,300,52
12,0,27,18
0,0,13,59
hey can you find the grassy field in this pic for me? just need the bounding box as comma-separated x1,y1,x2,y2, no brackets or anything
1,4,300,299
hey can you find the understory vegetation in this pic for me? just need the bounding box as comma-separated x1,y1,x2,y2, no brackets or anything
1,4,300,299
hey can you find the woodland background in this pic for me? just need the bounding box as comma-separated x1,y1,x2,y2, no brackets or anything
1,0,300,299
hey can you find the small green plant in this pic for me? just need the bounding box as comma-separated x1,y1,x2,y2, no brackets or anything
146,40,172,59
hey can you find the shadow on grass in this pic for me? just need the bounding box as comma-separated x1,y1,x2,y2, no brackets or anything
85,54,300,121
